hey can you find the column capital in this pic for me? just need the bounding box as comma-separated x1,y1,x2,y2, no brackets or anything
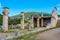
3,7,9,16
3,7,9,9
2,12,9,16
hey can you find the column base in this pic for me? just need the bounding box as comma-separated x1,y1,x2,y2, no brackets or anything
2,27,8,32
21,27,24,30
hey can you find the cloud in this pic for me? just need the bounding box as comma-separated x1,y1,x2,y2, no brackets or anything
56,4,60,6
0,2,1,8
57,7,60,10
55,4,60,7
55,4,60,10
0,2,3,8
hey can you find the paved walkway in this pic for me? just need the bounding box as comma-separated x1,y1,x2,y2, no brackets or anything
35,28,60,40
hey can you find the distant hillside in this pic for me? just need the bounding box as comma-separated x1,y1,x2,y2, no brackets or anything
9,12,60,24
10,15,20,19
10,12,51,20
9,12,52,24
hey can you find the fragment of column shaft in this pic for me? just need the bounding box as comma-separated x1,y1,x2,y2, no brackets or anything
2,7,9,31
21,12,24,29
51,7,58,27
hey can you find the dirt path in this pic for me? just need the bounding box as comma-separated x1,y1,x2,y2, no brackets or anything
35,28,60,40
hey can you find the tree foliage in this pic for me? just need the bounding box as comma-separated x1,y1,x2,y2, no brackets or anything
0,14,3,25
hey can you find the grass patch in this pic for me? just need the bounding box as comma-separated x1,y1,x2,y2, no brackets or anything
13,33,38,40
5,29,16,33
0,29,17,33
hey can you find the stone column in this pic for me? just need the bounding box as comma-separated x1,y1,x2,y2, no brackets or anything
31,16,34,28
21,12,24,29
28,19,32,30
2,7,9,31
28,16,34,30
51,7,58,27
37,17,40,27
41,13,43,27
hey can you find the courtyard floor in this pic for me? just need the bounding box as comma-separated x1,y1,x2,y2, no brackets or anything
35,27,60,40
0,27,47,39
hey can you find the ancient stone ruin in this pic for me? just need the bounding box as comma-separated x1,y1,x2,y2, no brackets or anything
47,7,58,28
1,7,58,31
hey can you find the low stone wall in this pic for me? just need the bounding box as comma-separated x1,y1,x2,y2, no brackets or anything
8,23,28,29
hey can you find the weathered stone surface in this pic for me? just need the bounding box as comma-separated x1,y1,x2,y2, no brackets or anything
41,13,43,27
37,17,39,27
2,7,9,31
21,12,24,29
51,7,58,27
2,15,8,31
31,16,34,28
28,19,32,30
47,7,58,28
